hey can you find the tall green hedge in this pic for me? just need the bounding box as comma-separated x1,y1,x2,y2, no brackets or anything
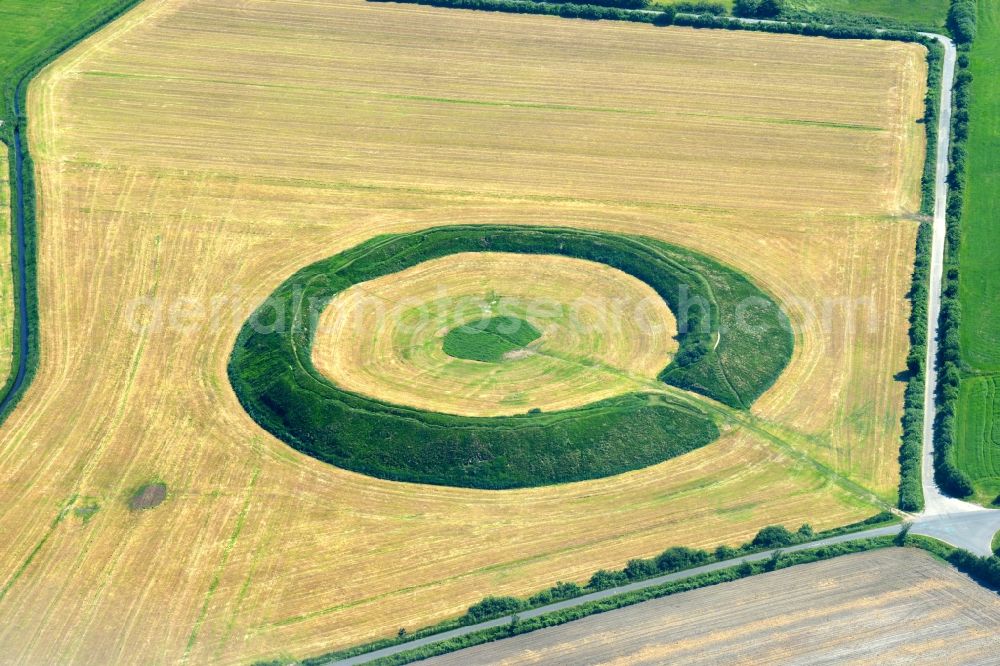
525,0,650,9
933,60,975,498
947,0,978,43
302,514,895,664
898,222,930,511
307,536,908,666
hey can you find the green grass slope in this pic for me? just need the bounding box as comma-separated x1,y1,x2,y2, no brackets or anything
956,376,1000,502
956,0,1000,502
958,0,1000,372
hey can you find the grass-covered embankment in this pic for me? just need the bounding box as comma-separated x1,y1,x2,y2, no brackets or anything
229,225,792,489
0,147,11,383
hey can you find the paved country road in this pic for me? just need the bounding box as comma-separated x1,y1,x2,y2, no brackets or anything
330,24,1000,666
334,525,902,666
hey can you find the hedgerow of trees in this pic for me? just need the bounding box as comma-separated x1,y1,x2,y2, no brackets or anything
450,516,891,627
303,517,910,665
898,222,930,511
673,1,727,15
947,0,977,43
897,39,940,510
526,0,650,9
933,55,976,498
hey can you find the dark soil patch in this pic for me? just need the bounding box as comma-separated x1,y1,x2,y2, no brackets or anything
129,482,167,511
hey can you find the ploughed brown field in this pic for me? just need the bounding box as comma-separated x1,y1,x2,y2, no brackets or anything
425,548,1000,665
0,0,927,662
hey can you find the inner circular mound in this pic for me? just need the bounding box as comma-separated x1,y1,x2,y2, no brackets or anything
442,316,542,363
312,253,678,417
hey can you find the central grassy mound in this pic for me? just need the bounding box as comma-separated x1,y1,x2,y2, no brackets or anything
229,225,792,488
442,316,541,363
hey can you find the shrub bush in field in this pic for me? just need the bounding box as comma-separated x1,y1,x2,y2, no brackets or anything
947,0,977,43
674,1,727,15
733,0,785,19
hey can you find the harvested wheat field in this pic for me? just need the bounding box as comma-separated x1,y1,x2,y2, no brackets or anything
314,252,678,416
0,0,928,662
425,548,1000,665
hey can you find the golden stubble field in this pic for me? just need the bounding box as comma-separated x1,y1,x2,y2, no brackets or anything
0,0,926,663
313,252,679,416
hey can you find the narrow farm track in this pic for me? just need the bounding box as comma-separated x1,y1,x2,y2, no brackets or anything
421,549,1000,666
920,32,963,516
333,525,905,665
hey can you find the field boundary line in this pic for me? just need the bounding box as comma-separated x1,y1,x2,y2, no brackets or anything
182,464,262,662
0,494,77,604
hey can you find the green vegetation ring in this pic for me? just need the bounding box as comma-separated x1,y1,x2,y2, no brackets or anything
228,225,792,488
